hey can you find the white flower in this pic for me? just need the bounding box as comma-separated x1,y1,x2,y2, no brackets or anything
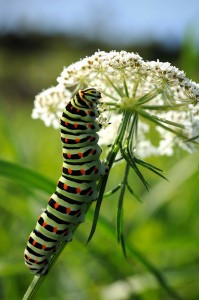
32,50,199,157
32,86,72,129
98,114,122,146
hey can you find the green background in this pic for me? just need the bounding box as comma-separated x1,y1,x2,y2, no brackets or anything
0,33,199,299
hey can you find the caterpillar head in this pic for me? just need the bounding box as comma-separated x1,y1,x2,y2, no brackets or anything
79,88,101,104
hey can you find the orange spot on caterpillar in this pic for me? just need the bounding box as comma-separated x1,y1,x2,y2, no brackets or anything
42,222,47,227
65,138,68,143
63,184,68,190
75,138,80,143
80,169,85,175
90,149,95,154
53,227,58,233
67,153,71,158
87,123,92,129
42,245,47,250
27,256,31,261
78,152,83,158
87,110,91,115
35,260,38,264
68,168,72,175
32,240,37,246
65,121,68,126
89,136,95,141
66,207,71,214
94,167,98,173
76,187,81,194
74,123,78,128
54,202,59,209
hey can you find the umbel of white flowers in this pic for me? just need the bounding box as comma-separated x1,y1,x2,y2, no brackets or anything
32,50,199,158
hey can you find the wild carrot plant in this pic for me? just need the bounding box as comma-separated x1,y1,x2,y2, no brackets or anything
23,50,199,299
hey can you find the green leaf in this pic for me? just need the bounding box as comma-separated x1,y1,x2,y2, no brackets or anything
86,173,109,244
134,157,168,181
121,149,150,190
138,109,185,129
105,75,124,97
136,88,161,105
120,233,127,258
141,104,189,111
117,183,125,243
0,160,54,193
116,163,130,243
103,183,122,198
137,109,191,141
127,182,143,202
123,77,129,97
184,134,199,143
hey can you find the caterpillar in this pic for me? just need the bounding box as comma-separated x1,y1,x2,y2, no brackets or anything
24,88,107,275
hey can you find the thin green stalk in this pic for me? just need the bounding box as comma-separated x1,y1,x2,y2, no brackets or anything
127,182,143,202
123,77,129,97
104,74,124,97
101,102,119,107
101,90,119,101
184,134,199,142
137,108,186,129
117,162,130,243
121,147,150,191
136,88,162,105
132,77,140,98
134,157,168,181
137,108,190,140
141,104,190,111
126,113,138,154
103,183,122,198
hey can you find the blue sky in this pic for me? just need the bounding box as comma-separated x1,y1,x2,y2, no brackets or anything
0,0,199,46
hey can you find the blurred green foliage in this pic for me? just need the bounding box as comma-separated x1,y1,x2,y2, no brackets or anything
0,34,199,300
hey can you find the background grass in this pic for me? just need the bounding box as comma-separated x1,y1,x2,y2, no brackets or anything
0,33,199,300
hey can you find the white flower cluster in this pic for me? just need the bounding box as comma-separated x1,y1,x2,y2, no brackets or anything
32,50,199,157
32,86,72,129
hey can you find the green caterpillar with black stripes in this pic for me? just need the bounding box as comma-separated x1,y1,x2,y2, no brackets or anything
24,88,108,275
